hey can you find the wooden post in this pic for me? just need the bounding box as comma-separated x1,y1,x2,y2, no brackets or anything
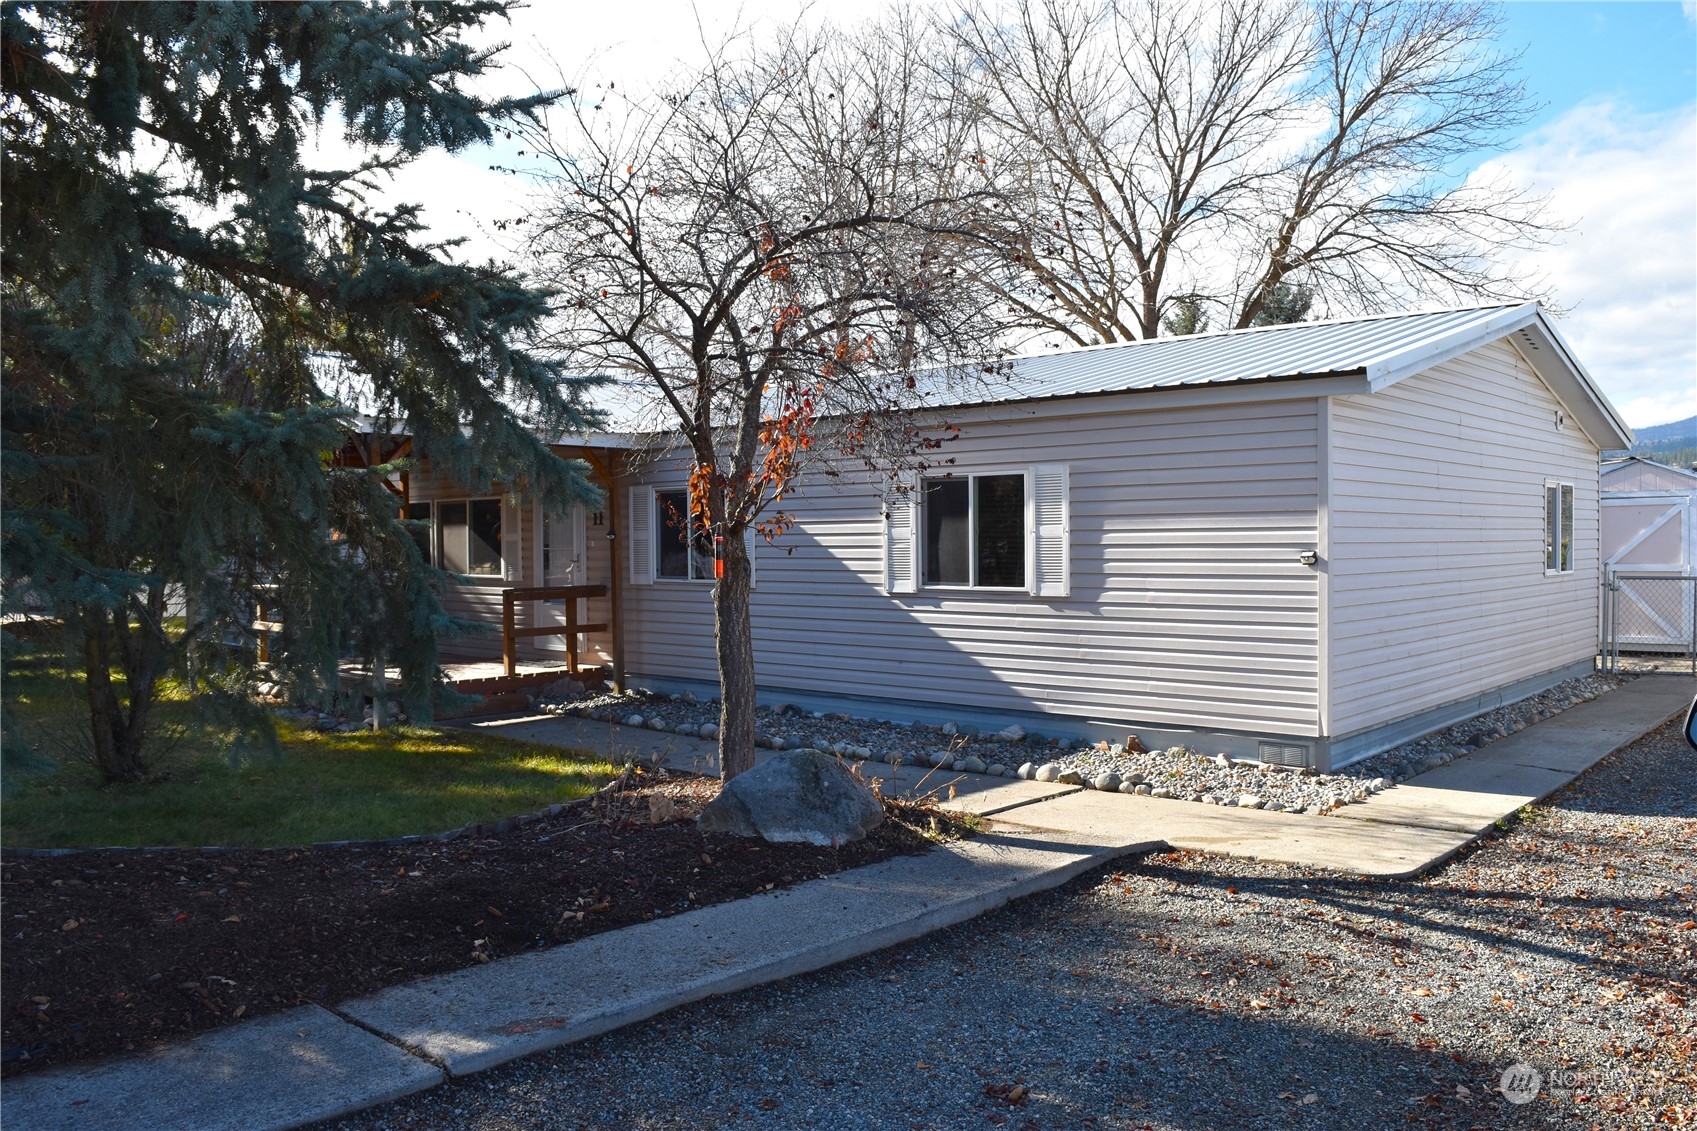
566,592,579,675
501,589,516,677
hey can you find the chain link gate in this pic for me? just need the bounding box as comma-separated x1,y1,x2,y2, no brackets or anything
1601,572,1697,675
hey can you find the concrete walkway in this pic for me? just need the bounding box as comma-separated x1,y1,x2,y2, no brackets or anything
5,675,1690,1131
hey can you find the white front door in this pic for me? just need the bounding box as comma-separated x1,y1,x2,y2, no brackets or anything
538,504,586,648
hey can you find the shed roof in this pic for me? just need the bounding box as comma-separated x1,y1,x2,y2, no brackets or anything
943,302,1633,450
1602,456,1697,489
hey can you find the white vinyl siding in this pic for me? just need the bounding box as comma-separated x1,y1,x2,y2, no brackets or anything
1326,339,1600,738
621,396,1322,736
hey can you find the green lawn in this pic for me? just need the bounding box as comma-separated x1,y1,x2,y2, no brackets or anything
2,655,617,848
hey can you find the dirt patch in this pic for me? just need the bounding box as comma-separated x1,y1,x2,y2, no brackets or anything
1,768,964,1076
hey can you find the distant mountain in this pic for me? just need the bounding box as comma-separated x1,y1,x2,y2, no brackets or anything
1623,412,1697,470
1632,414,1697,446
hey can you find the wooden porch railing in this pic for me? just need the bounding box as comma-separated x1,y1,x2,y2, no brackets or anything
501,584,610,676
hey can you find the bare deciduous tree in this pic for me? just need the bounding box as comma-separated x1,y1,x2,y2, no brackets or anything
950,0,1554,342
521,23,1004,778
1230,0,1554,328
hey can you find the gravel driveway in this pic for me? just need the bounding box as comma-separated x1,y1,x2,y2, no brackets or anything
322,720,1696,1131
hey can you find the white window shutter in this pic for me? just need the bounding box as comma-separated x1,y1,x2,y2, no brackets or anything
743,527,757,590
1032,463,1070,598
628,485,654,585
884,473,919,595
501,495,522,583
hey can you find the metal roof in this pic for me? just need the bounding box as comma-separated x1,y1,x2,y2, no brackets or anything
561,302,1635,451
939,303,1536,406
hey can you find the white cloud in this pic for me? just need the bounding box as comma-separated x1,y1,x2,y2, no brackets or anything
325,8,1696,431
1478,101,1696,429
304,1,906,265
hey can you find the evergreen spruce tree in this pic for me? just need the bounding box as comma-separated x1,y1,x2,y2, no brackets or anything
1249,281,1315,327
2,2,601,783
1161,297,1211,337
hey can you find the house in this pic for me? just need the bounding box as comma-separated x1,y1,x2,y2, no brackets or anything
1601,456,1697,656
406,303,1633,770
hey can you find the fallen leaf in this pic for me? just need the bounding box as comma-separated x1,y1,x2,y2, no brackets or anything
1410,1012,1427,1024
60,919,79,932
486,906,503,919
223,915,242,923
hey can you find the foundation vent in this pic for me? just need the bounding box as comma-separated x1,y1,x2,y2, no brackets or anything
1257,741,1310,768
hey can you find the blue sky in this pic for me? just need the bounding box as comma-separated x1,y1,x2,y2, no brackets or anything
365,0,1696,428
1501,1,1696,128
1476,1,1696,426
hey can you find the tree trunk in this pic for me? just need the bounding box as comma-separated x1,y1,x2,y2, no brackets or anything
80,615,148,784
713,536,758,780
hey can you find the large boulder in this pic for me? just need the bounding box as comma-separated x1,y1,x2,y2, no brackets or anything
697,750,884,847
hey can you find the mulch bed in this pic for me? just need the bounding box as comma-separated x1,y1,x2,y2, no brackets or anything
1,768,962,1077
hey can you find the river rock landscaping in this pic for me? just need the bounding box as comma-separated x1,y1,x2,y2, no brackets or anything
535,672,1623,815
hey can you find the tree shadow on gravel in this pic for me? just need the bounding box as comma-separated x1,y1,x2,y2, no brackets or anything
1129,858,1691,989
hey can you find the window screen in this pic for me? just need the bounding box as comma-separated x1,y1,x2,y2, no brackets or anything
976,475,1026,588
1545,483,1574,573
924,479,970,585
923,474,1026,588
436,499,502,578
439,501,468,573
468,499,503,575
656,489,712,579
